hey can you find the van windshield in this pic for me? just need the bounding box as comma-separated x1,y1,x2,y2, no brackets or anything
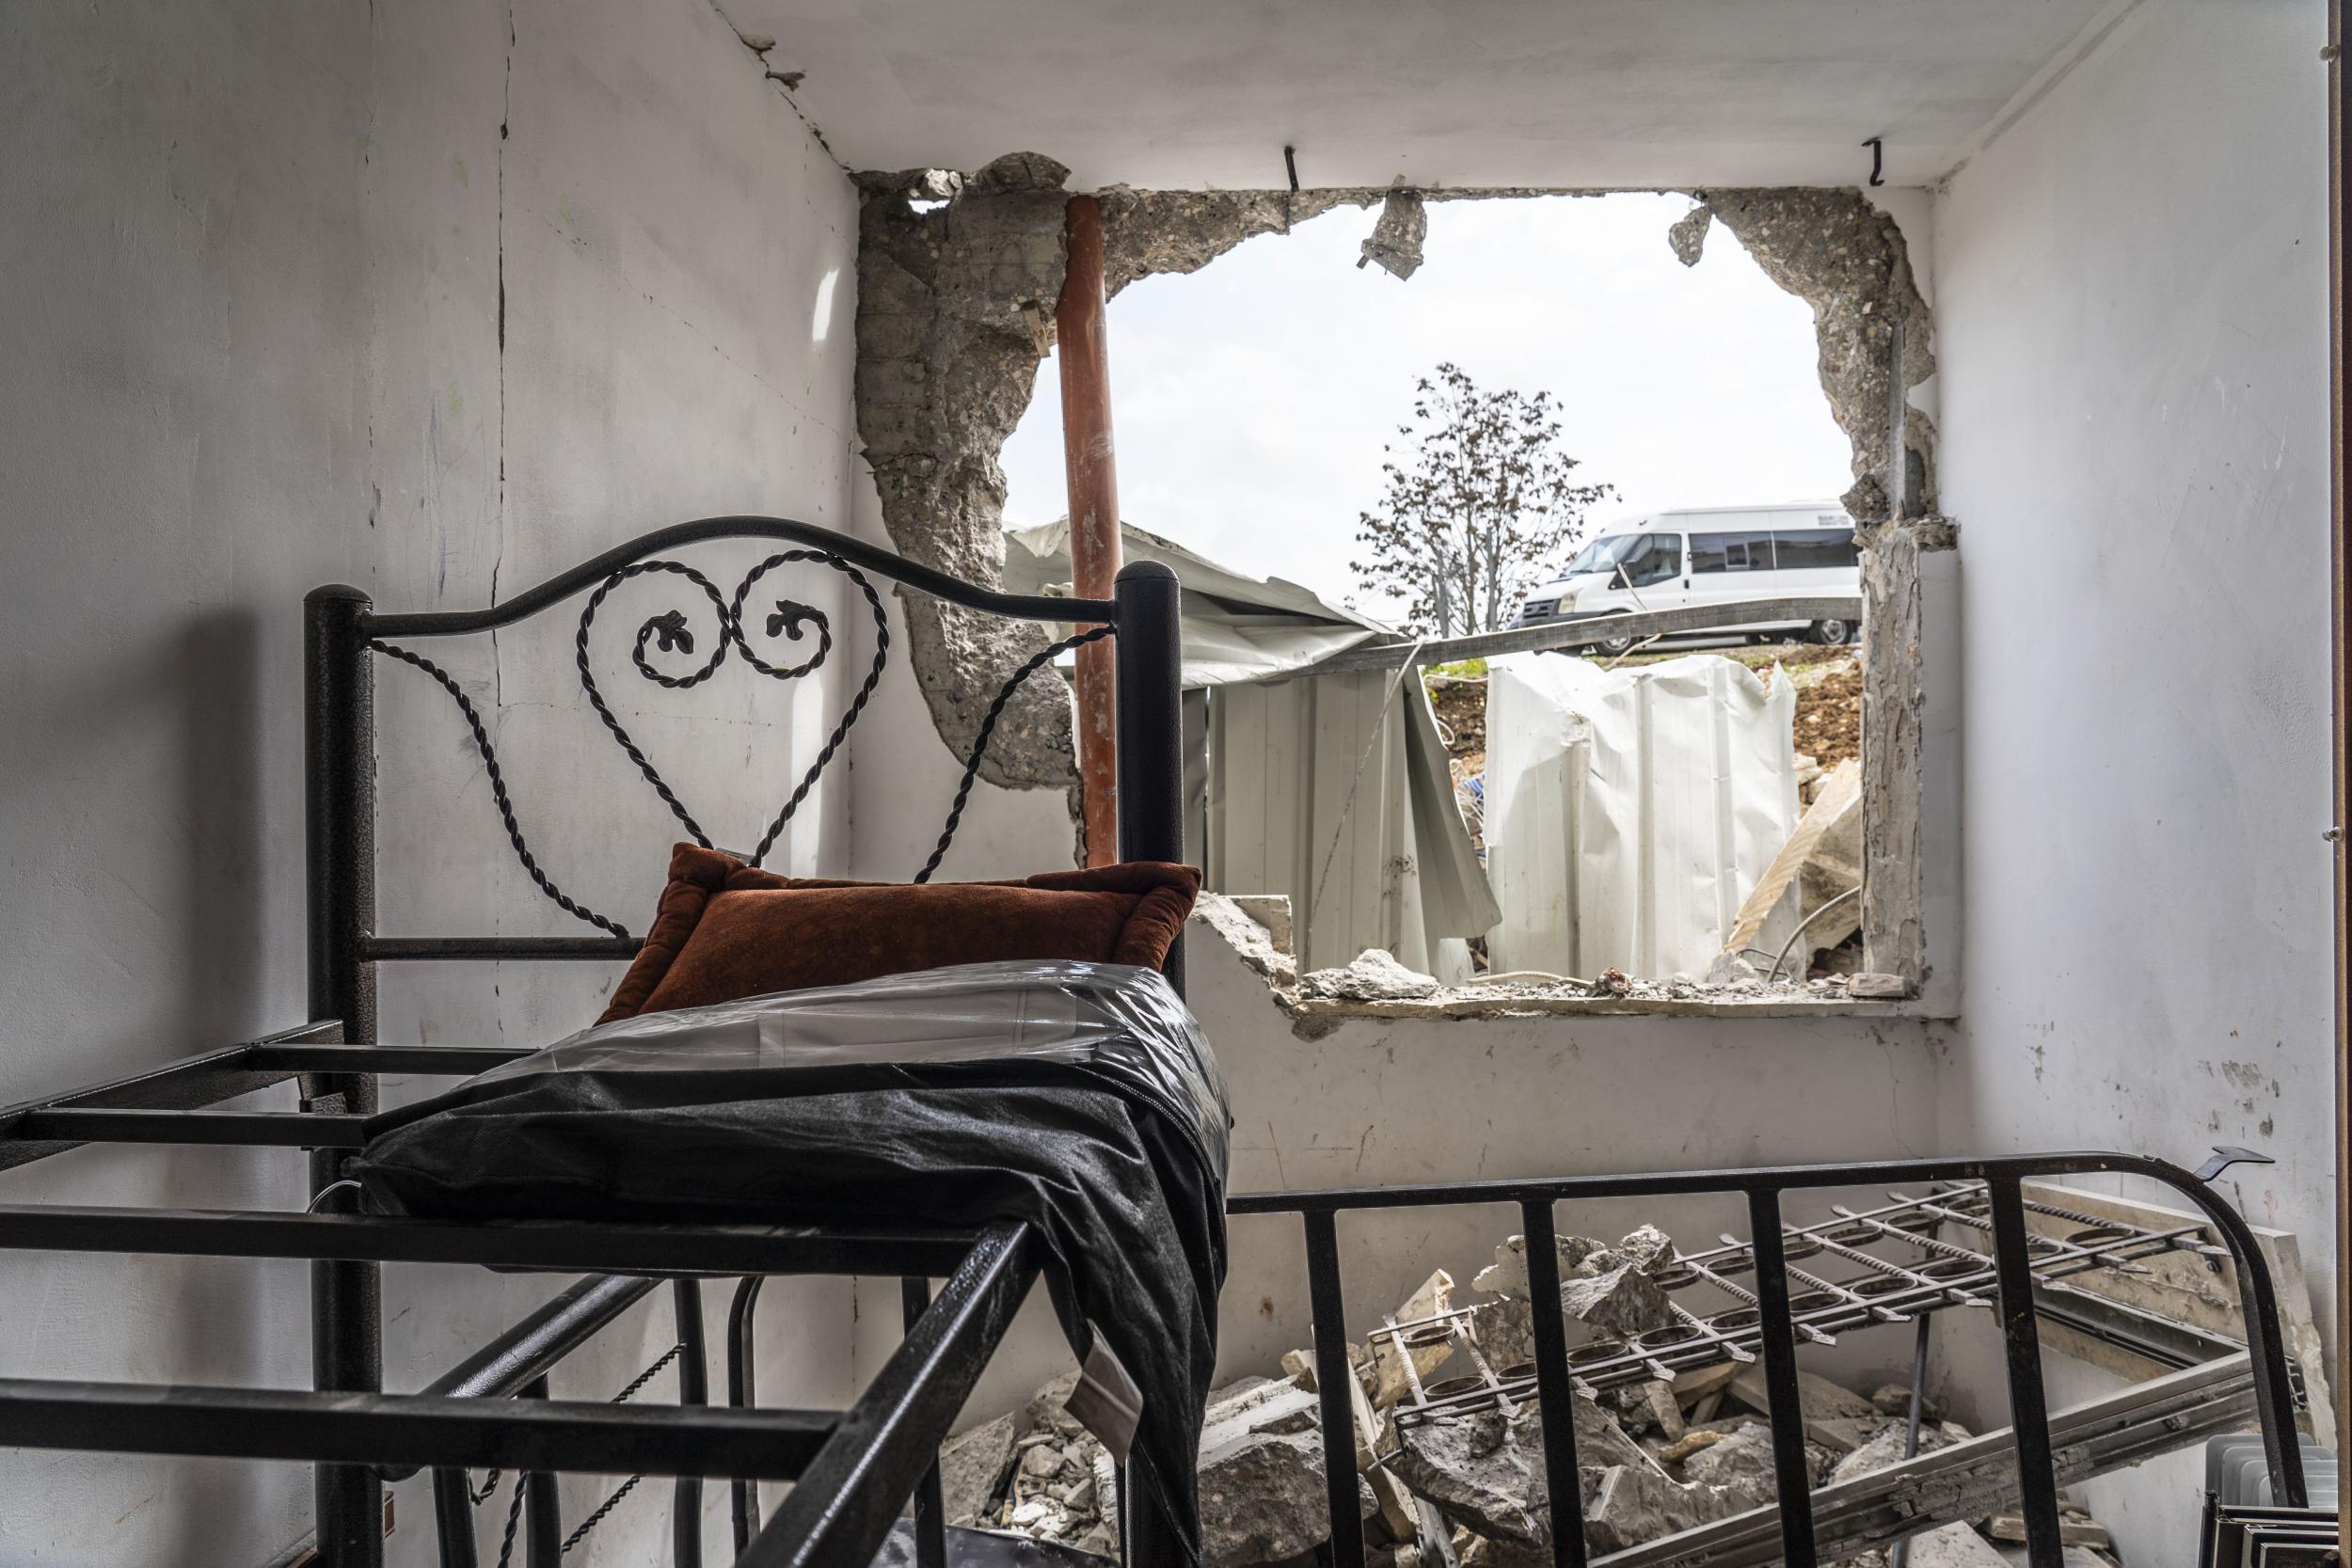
1562,533,1646,575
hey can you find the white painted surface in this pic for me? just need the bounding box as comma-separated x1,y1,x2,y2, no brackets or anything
856,914,1951,1437
709,0,2115,190
1931,3,2333,1560
0,1,864,1560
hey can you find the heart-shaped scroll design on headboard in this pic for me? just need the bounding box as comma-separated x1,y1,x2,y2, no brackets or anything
574,551,889,871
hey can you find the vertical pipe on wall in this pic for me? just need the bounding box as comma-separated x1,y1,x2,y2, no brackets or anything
1058,194,1124,866
304,584,384,1568
2328,4,2349,1551
2324,8,2343,1560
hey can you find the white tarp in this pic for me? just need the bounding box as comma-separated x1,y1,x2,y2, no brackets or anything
1484,653,1799,979
1004,519,1495,974
1003,518,1388,687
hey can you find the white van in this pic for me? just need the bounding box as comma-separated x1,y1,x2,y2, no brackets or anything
1513,502,1860,657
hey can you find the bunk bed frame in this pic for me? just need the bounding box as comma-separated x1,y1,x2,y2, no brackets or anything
0,519,2312,1568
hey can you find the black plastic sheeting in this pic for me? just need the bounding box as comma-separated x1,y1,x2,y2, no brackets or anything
872,1520,1111,1568
354,961,1232,1568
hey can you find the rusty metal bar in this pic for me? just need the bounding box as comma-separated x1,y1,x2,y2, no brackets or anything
1058,192,1122,865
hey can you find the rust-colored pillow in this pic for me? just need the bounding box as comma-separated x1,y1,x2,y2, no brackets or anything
597,844,1200,1023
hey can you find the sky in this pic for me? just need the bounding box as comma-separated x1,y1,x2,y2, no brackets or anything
1000,190,1853,622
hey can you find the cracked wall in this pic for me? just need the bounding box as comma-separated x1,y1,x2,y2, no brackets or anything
1665,189,1937,523
853,152,1363,814
0,0,866,1559
853,167,1944,865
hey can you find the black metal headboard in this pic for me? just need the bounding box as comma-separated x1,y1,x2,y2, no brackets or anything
305,515,1183,1000
291,516,1182,1564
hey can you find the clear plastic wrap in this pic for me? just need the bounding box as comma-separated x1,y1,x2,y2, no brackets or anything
459,959,1231,1177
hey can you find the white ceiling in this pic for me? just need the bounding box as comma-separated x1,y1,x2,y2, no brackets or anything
715,0,2122,190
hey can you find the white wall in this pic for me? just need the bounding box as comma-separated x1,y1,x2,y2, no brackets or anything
850,917,1953,1436
0,1,864,1560
1931,3,2335,1560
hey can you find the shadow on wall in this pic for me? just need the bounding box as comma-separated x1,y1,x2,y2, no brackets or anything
175,610,268,1046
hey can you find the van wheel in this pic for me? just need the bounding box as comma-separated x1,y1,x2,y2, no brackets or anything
1595,626,1638,657
1810,618,1855,645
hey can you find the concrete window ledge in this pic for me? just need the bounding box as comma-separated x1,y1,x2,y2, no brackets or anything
1190,895,1948,1034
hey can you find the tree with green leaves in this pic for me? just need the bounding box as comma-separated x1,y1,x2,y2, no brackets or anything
1351,362,1614,637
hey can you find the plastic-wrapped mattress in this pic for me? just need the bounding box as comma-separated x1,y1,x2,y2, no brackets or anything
354,961,1231,1568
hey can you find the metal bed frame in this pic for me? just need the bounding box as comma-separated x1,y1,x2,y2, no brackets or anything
0,518,2313,1568
0,519,1185,1568
1232,1150,2313,1568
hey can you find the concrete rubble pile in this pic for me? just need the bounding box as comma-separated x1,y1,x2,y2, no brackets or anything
952,1225,2130,1568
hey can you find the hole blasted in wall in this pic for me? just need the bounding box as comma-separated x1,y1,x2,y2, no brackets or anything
852,161,1945,886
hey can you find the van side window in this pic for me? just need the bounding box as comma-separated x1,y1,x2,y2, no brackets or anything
1629,534,1681,586
1772,528,1859,569
1690,531,1773,573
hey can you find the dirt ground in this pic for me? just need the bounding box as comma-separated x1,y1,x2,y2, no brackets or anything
1425,640,1862,781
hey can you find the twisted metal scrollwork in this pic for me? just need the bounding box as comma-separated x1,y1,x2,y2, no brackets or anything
572,550,887,866
373,549,890,938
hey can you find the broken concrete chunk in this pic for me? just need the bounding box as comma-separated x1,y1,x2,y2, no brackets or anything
1208,1373,1274,1407
1280,1342,1367,1392
1904,1524,2011,1568
1198,1426,1374,1568
1656,1427,1730,1465
1371,1270,1458,1408
1677,1422,1779,1497
1808,1415,1890,1456
1826,1420,1948,1484
1706,950,1761,985
1302,948,1443,1002
1613,1226,1677,1275
1473,1233,1612,1299
1470,1296,1534,1373
1558,1262,1674,1338
1669,1359,1742,1403
1728,1361,1879,1425
1391,1398,1619,1555
1870,1382,1938,1419
1582,1462,1769,1555
938,1412,1018,1526
1635,1379,1686,1441
1849,971,1910,1000
1666,204,1713,267
1359,186,1429,281
1021,1369,1087,1439
1201,1381,1323,1448
1985,1514,2113,1551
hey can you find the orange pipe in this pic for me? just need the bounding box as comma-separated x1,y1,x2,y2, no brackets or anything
1057,195,1123,865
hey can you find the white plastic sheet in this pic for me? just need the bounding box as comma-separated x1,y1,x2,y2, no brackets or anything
1484,653,1799,978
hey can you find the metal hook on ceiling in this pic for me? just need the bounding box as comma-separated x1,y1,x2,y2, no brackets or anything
1284,144,1300,193
1864,136,1885,187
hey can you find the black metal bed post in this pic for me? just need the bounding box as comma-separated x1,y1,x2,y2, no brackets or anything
1112,559,1185,1568
902,1277,948,1568
305,584,385,1567
674,1279,709,1568
1113,561,1185,992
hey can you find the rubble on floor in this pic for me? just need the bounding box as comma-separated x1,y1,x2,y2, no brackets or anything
1283,933,1891,1015
958,1218,2132,1568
